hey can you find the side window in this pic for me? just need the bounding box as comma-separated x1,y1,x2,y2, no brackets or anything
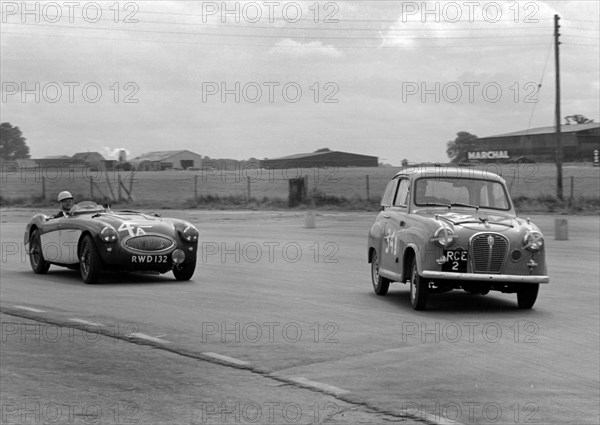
393,179,409,207
381,179,399,207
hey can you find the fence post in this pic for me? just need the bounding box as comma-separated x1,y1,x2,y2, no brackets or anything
366,175,370,200
194,175,198,200
118,174,122,202
569,176,574,204
90,178,94,199
41,176,46,200
247,176,251,201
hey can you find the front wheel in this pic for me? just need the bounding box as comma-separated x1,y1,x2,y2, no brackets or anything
79,235,102,284
173,262,196,281
29,229,50,274
410,260,428,310
371,250,390,296
517,284,539,309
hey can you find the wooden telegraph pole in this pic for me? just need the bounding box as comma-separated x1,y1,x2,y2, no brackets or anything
554,14,563,200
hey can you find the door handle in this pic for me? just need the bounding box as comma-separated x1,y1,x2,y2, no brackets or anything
382,214,391,219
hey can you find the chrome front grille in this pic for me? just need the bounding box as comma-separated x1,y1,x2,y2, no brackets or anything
124,235,174,252
471,233,508,274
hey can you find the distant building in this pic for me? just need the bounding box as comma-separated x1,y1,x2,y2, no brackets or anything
260,150,378,169
72,152,106,170
469,123,600,162
131,150,203,171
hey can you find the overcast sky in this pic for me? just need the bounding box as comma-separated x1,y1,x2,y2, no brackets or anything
1,0,598,164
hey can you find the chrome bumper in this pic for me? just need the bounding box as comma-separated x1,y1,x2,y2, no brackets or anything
422,271,549,284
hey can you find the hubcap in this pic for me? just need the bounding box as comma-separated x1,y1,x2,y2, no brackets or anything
411,269,417,302
30,237,41,267
372,254,379,287
81,245,89,276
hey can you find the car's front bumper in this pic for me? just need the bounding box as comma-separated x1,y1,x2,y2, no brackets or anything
422,271,549,284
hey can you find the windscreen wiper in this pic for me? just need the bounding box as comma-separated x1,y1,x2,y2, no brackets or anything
448,202,480,209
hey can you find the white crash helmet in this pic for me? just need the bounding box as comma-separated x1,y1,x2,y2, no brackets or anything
58,191,73,202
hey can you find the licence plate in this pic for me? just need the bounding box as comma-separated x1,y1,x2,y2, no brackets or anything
442,249,468,273
131,255,169,264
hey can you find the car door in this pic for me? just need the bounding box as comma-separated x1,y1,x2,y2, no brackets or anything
40,215,81,264
381,178,410,276
56,215,82,264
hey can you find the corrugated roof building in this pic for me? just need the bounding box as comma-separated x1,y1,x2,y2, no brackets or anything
260,150,378,169
131,150,203,171
470,123,600,162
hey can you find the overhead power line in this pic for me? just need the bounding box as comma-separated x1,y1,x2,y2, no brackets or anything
2,22,554,41
1,30,553,49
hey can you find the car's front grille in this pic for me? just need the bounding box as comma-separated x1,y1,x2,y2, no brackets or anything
471,233,508,273
125,235,174,252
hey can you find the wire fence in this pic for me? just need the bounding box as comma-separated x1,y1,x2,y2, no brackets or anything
1,164,599,205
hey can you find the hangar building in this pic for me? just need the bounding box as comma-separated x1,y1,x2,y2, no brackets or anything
468,123,600,162
260,149,378,169
131,150,203,171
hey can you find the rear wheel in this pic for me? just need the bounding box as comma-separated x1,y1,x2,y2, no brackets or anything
79,235,101,284
410,260,428,310
517,284,539,309
173,261,196,281
371,250,390,296
29,229,50,274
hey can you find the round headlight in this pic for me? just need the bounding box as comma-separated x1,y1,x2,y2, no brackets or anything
182,225,199,243
100,226,118,243
433,226,455,247
172,249,186,264
524,231,544,251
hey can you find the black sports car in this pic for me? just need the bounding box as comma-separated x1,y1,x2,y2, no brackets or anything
24,201,199,283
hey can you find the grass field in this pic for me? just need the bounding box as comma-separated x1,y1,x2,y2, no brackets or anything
1,162,599,212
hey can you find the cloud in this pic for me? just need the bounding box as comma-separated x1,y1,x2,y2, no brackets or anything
269,39,343,58
381,1,560,50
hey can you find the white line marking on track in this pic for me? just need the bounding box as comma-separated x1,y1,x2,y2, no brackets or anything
13,306,45,313
202,352,249,366
69,319,103,327
420,412,464,425
288,377,350,395
130,333,170,344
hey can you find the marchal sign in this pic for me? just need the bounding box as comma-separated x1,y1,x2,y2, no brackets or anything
467,151,510,160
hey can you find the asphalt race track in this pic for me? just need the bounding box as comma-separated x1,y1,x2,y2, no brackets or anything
1,209,599,425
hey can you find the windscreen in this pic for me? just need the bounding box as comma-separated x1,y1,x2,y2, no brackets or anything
414,178,511,210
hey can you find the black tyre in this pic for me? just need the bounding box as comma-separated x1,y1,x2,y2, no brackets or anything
79,235,102,284
29,229,50,274
410,260,428,310
173,261,196,281
371,250,390,296
517,284,539,309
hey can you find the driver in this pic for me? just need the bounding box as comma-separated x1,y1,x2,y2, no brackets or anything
52,191,74,218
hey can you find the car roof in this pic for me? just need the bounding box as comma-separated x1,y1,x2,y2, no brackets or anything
393,165,506,183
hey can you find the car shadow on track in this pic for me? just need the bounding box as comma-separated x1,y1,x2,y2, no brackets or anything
372,288,545,315
16,269,196,287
